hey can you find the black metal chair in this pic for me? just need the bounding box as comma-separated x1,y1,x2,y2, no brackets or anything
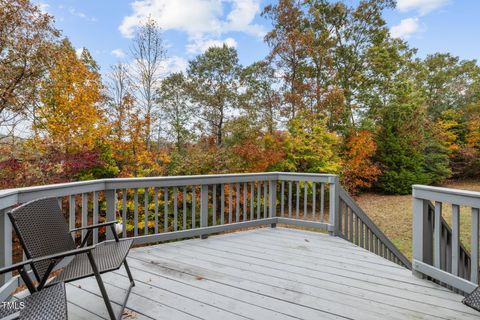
7,197,135,320
463,287,480,312
0,260,67,320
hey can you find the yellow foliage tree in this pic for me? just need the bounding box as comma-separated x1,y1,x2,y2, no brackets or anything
35,39,107,153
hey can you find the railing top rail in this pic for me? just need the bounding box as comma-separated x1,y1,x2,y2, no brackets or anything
413,184,480,208
0,172,337,210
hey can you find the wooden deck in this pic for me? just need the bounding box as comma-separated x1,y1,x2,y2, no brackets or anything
66,227,478,320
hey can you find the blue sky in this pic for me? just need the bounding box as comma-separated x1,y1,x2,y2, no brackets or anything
36,0,480,76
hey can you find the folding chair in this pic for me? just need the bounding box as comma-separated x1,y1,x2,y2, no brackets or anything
8,197,135,320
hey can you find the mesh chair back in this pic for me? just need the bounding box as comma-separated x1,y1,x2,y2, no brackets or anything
8,197,76,282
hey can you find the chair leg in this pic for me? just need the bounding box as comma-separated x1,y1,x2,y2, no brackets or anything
87,252,117,320
123,259,135,287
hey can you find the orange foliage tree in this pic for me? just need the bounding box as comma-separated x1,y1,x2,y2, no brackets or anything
341,130,381,194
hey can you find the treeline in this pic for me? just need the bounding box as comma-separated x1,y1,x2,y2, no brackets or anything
1,0,479,194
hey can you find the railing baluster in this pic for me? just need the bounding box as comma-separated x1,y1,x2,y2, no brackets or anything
338,200,343,237
221,184,225,225
69,195,75,233
296,182,300,219
134,189,139,237
154,187,159,233
94,191,100,242
236,183,240,222
344,204,349,239
288,181,292,218
355,214,359,245
192,186,196,228
281,181,285,217
349,207,354,241
200,185,208,237
312,183,316,221
365,226,370,251
320,183,325,222
243,182,247,221
173,187,178,231
372,234,376,253
471,207,479,284
269,180,277,227
212,185,217,226
121,190,126,239
304,182,308,220
257,182,261,219
163,187,168,232
250,183,254,220
81,193,88,240
434,201,442,268
360,221,364,248
264,181,268,218
229,184,233,223
452,204,460,276
144,188,149,235
440,226,446,271
183,187,187,229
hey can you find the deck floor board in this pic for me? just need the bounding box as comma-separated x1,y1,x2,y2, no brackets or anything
66,227,478,319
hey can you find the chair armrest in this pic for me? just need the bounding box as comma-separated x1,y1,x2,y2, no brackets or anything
0,259,33,275
32,245,97,263
70,221,117,233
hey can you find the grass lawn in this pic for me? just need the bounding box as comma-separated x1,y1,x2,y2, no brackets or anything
355,179,480,261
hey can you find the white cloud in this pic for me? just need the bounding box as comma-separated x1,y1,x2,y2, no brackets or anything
111,49,126,59
186,37,238,54
396,0,449,15
390,17,421,39
119,0,264,55
161,56,189,74
68,7,97,22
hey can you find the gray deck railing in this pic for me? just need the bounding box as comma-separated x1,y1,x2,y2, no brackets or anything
412,185,480,294
0,172,409,300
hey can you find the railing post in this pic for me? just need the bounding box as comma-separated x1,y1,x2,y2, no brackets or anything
328,176,339,236
412,193,426,278
105,189,116,240
269,180,277,228
0,209,12,286
200,184,208,239
471,208,479,284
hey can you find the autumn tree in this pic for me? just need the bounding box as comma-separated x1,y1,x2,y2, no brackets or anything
277,112,340,173
187,45,242,146
157,72,192,150
262,0,308,119
417,53,480,119
241,61,281,133
341,129,381,194
106,62,132,142
130,18,166,150
0,0,59,135
35,39,107,152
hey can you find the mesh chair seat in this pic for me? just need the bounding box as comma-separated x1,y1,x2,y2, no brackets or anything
48,239,133,286
0,283,67,320
463,286,480,312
